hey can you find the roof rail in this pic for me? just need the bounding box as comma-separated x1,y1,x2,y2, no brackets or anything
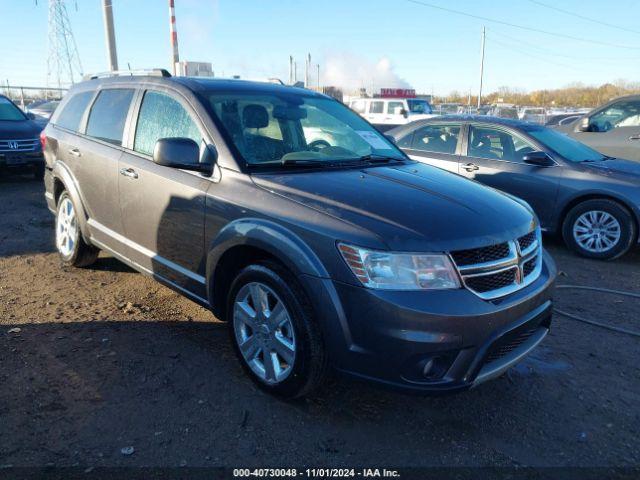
82,69,172,81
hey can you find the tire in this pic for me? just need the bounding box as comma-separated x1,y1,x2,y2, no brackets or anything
33,164,45,181
55,191,99,267
226,261,328,398
562,199,636,260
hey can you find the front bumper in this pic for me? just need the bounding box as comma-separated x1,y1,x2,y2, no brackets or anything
0,152,44,173
304,249,556,393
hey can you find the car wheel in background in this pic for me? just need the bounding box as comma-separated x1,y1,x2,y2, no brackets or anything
226,261,328,398
562,199,636,260
55,191,99,267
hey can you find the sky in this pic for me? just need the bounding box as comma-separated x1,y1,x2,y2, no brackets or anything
1,0,640,96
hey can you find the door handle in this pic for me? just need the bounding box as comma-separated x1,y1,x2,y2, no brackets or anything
463,163,479,172
119,167,138,179
629,135,640,140
68,148,81,157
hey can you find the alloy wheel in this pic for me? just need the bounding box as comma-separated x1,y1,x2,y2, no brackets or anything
573,210,621,253
56,197,77,258
233,282,296,384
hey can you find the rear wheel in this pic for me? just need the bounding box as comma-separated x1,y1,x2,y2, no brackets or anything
226,262,327,398
55,191,99,267
562,199,636,260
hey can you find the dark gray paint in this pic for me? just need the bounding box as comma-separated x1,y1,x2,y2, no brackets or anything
42,77,556,393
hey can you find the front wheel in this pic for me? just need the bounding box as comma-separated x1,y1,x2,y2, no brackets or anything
55,191,99,267
227,262,328,398
562,199,636,260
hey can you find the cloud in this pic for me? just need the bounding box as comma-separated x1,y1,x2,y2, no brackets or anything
320,52,411,93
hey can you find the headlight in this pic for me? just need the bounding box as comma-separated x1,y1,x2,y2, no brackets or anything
338,243,461,290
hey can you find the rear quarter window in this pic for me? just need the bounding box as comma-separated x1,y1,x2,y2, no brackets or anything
54,91,94,132
85,89,135,146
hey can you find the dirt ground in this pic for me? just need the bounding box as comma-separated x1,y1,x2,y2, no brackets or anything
1,175,639,471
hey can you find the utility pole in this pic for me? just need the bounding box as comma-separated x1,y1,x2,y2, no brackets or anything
304,53,310,88
168,0,180,75
101,0,118,71
316,64,320,90
293,61,297,82
289,56,294,85
477,26,485,109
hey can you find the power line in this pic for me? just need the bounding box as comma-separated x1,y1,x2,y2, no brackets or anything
490,30,640,62
527,0,640,35
404,0,640,50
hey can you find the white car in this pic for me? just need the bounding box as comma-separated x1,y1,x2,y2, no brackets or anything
347,97,436,128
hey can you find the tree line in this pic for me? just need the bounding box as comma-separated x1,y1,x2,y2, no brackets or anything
436,80,640,108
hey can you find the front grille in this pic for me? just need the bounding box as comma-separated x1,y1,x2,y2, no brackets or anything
450,228,542,300
523,255,538,277
518,231,537,252
465,267,517,293
484,326,539,363
0,138,39,153
450,242,510,266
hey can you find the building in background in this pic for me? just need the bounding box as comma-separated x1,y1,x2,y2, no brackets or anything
176,61,214,77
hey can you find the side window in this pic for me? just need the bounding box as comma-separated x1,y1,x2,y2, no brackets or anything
590,101,640,132
396,132,414,148
369,101,384,114
387,101,404,115
134,91,202,157
55,91,94,132
85,89,135,146
351,100,366,114
468,126,535,162
410,124,460,154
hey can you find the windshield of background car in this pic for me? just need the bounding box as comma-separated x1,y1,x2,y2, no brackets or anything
0,97,27,121
527,127,605,162
407,99,432,114
204,92,404,166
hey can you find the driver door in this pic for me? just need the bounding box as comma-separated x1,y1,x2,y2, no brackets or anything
460,124,559,228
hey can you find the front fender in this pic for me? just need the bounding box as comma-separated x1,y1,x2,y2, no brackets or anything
206,218,330,287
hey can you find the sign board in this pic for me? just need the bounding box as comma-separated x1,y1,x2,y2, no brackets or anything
379,88,416,98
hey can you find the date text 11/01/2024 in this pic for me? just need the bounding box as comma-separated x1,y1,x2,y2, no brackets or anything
232,468,401,478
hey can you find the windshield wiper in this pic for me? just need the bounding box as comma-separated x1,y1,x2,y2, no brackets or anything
280,158,362,167
358,154,404,164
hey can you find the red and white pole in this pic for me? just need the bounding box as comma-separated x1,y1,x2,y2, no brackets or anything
169,0,180,75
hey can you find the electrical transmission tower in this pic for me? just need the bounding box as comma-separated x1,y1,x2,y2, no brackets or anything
46,0,83,88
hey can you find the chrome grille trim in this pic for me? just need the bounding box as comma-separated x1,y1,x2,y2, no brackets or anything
451,228,542,300
0,138,40,153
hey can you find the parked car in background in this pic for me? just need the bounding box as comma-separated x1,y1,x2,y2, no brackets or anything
41,73,555,398
544,113,582,127
348,97,435,131
389,116,640,260
488,105,519,119
0,94,45,179
431,103,461,115
519,107,546,124
27,100,59,122
556,95,640,161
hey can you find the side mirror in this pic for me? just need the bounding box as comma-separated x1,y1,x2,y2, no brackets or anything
153,137,215,176
400,108,408,118
576,117,591,132
523,151,555,167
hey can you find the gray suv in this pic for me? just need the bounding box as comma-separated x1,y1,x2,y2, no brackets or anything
42,71,556,398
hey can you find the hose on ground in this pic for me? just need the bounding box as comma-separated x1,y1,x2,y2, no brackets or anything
554,284,640,338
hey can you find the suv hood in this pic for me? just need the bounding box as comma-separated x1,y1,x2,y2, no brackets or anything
253,163,535,252
0,119,42,139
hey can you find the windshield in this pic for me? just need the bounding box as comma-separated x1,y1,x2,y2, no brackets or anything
0,97,27,121
527,127,606,162
204,92,404,166
407,99,432,114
